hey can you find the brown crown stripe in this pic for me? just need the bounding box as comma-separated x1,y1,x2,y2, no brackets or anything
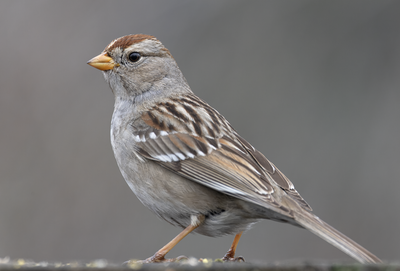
106,34,156,52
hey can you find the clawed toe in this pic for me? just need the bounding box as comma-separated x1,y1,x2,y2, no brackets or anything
221,232,244,262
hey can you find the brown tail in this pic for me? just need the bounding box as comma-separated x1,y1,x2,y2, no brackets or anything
294,211,382,263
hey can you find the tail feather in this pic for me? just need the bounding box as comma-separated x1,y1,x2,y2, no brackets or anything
294,211,382,263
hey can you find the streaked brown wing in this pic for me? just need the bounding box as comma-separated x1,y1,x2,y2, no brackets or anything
135,131,290,215
133,94,311,214
235,134,312,211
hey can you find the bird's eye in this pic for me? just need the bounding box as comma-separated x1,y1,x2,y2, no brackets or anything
128,52,141,62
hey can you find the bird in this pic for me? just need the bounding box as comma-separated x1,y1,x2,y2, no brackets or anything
87,34,381,264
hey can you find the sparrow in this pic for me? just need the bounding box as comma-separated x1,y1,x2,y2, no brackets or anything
87,34,381,263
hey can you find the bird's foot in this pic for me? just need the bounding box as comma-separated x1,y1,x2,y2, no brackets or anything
222,250,245,262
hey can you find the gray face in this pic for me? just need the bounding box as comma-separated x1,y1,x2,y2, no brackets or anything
101,35,184,100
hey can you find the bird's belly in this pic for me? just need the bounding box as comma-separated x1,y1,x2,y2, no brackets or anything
114,149,259,236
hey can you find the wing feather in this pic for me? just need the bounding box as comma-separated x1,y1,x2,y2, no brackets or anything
132,94,311,215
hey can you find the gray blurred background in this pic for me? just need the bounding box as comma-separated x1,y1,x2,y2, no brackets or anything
0,0,399,263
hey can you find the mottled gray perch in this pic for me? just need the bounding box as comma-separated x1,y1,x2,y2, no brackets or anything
0,258,398,271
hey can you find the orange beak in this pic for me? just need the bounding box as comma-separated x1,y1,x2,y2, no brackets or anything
87,52,118,71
